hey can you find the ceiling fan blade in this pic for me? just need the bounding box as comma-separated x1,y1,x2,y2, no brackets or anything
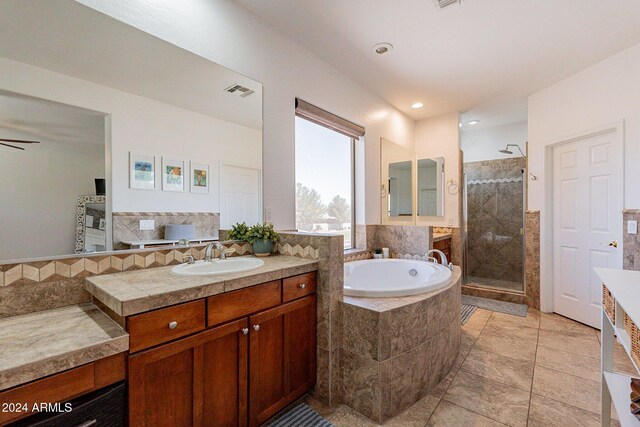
0,138,40,144
0,142,25,150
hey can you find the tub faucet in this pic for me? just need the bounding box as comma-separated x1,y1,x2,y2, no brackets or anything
426,249,453,270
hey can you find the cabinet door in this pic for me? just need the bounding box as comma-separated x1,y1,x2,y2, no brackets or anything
128,318,248,427
248,295,316,427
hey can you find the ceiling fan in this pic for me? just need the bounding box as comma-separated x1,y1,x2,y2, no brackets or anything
0,138,40,151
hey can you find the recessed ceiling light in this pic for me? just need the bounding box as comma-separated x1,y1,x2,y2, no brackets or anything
468,120,480,125
372,43,393,55
411,102,424,109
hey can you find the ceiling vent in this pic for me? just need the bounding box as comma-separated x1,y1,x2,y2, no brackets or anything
225,84,254,98
435,0,461,9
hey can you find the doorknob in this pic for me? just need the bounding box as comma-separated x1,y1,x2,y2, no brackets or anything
608,240,618,248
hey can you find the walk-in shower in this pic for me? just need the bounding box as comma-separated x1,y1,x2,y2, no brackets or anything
462,144,527,293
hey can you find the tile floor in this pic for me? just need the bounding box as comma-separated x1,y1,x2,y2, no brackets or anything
309,307,638,426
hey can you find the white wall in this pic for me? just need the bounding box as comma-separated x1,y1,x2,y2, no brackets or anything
0,129,104,259
0,57,261,216
414,112,461,227
76,0,415,228
528,41,640,311
461,121,527,163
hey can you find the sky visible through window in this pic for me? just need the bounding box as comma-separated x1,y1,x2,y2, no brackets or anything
295,117,353,248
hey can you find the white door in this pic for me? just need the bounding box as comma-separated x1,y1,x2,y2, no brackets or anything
220,164,261,229
552,128,623,328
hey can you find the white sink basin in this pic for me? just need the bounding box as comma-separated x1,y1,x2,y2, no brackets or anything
171,257,265,276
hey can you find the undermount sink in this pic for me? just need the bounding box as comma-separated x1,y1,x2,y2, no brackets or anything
171,257,265,276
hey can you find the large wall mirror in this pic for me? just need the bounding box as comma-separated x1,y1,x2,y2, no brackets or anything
0,1,262,262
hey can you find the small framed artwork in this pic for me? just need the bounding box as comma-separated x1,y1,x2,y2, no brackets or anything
85,215,94,228
130,153,156,190
98,218,106,230
190,162,209,193
162,158,185,192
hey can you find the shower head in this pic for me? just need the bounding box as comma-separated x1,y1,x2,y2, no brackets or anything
499,144,525,158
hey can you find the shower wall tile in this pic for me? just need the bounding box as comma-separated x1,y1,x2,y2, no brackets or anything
365,224,432,258
464,159,525,286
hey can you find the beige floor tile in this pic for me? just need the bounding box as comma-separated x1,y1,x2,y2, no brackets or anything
473,331,537,362
382,394,440,426
462,327,480,345
430,369,456,399
528,394,600,427
443,370,530,427
613,341,639,376
463,308,493,332
460,348,534,391
535,346,601,382
482,318,539,342
427,401,506,427
532,366,600,414
539,313,598,341
489,310,540,330
538,329,600,359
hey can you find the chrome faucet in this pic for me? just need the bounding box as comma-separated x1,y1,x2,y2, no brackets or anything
426,249,453,270
204,242,216,262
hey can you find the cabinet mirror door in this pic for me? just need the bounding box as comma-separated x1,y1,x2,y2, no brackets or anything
417,157,445,217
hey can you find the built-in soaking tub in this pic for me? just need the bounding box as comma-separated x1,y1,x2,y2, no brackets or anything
340,258,461,423
343,258,452,297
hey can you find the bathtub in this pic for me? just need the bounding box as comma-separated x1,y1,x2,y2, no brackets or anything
343,258,452,297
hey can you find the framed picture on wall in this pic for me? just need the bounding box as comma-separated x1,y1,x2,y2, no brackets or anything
190,161,209,193
98,218,106,230
129,152,156,190
162,157,185,192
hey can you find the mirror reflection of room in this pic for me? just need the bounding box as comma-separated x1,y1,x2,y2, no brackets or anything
388,160,413,217
417,157,444,217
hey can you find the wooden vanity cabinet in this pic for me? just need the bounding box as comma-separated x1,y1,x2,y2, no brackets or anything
433,237,452,264
128,318,248,427
127,272,317,427
249,295,316,426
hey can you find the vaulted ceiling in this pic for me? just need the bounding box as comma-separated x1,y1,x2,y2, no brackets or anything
237,0,640,121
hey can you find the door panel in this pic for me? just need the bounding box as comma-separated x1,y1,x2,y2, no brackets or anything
552,129,622,328
220,164,261,229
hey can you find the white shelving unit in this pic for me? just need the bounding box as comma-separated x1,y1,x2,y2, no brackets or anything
595,268,640,427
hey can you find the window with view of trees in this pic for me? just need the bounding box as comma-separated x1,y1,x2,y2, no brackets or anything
295,116,354,248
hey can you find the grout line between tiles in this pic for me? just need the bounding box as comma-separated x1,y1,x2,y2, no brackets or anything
526,319,541,426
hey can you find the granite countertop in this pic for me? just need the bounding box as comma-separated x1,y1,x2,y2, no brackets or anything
85,255,319,317
433,232,452,242
0,303,128,392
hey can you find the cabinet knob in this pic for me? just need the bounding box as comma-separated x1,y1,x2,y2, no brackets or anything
299,283,306,289
168,321,178,330
242,328,249,335
253,324,260,332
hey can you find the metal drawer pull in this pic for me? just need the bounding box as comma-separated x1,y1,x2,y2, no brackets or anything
253,324,260,332
168,321,178,330
242,328,249,335
299,283,306,289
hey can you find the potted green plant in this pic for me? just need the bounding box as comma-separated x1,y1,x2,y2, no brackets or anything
228,222,250,242
247,223,280,257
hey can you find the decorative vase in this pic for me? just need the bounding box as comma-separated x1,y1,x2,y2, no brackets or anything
252,239,273,257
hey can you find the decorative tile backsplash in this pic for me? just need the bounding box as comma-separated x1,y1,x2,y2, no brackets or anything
365,224,432,259
112,212,219,249
276,243,320,260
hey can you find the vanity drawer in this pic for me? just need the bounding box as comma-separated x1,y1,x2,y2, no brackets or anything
283,272,317,302
127,300,205,353
207,280,281,327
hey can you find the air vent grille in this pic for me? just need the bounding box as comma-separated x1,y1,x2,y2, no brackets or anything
435,0,460,9
225,84,255,98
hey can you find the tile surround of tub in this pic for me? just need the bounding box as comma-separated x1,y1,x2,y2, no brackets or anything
112,212,220,249
339,269,462,423
525,210,541,310
277,232,343,407
364,224,432,259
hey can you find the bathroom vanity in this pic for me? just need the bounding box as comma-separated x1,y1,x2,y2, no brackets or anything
0,255,318,427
